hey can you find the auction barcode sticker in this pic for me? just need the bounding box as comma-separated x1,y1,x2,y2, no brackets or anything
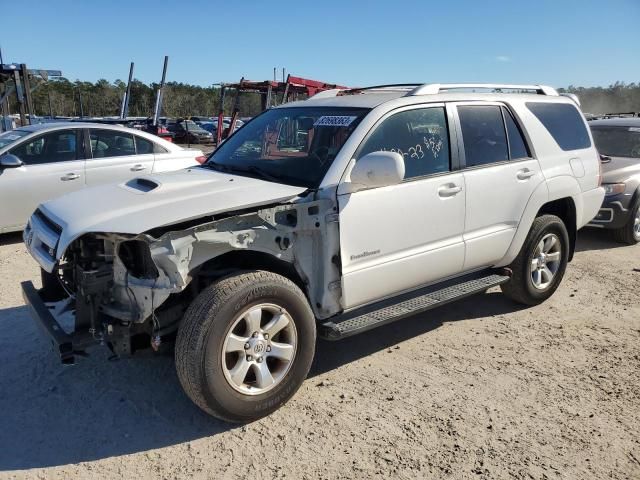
314,116,357,127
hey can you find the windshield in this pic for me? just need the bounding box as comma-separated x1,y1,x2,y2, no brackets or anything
0,130,30,149
592,126,640,158
181,121,205,131
206,107,369,188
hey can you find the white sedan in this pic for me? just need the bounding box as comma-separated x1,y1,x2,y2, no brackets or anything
0,122,205,233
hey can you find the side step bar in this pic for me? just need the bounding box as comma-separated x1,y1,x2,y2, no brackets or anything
319,271,510,340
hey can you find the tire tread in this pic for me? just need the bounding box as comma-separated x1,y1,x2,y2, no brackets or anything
175,270,312,421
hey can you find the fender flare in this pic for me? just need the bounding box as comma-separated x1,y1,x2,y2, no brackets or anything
496,175,581,267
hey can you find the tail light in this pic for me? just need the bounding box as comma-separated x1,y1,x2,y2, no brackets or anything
195,155,207,164
597,152,604,187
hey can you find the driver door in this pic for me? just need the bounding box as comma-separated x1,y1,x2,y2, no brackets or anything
338,105,466,309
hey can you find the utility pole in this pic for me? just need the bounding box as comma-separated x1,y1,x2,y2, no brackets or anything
120,62,134,119
152,56,168,126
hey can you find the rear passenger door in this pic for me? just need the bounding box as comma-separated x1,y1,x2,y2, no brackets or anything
453,103,544,271
85,128,154,185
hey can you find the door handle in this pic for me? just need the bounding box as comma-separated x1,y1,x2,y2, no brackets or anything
60,173,80,181
438,184,463,197
517,168,536,180
131,164,146,172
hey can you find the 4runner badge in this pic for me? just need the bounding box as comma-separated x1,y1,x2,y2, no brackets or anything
350,249,380,261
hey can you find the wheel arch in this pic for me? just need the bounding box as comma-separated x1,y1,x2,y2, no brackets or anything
536,197,577,261
498,176,582,266
192,250,308,296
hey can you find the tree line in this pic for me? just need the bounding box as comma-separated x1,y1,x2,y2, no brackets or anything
4,78,640,118
560,82,640,115
7,77,263,119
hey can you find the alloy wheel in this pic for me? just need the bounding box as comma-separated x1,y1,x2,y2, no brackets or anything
530,233,562,290
221,303,297,395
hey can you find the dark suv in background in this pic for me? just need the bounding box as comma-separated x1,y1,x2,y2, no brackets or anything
589,116,640,244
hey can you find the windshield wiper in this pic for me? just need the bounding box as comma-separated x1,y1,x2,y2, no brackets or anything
201,162,280,183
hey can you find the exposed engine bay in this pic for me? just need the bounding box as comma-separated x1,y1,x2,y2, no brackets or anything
39,198,342,358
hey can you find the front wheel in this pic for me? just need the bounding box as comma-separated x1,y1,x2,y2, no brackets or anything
175,270,316,422
501,214,570,306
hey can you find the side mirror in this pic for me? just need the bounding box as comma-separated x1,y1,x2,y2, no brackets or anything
347,151,405,193
0,154,23,168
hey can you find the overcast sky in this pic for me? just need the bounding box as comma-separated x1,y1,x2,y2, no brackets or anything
1,0,639,88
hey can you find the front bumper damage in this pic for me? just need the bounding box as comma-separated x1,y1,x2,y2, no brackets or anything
22,198,342,363
22,281,76,364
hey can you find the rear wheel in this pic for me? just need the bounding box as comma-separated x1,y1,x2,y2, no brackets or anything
501,215,569,305
175,270,316,422
612,201,640,245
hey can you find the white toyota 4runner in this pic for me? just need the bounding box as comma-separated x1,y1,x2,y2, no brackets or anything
22,83,604,421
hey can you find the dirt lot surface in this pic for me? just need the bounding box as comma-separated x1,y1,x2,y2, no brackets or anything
0,229,638,479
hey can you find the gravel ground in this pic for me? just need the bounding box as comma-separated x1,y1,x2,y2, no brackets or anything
0,229,638,479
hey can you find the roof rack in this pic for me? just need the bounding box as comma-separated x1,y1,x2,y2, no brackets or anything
345,84,422,92
311,84,421,99
406,83,559,97
602,112,639,118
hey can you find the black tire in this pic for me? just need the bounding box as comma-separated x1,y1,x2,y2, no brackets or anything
175,270,316,422
501,214,570,306
612,201,640,245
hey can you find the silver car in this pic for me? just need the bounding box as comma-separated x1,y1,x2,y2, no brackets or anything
588,117,640,244
0,122,205,233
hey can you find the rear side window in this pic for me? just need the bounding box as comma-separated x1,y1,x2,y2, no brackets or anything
134,136,154,154
357,107,450,179
526,102,591,151
502,107,530,159
153,142,168,153
89,129,136,158
458,105,508,167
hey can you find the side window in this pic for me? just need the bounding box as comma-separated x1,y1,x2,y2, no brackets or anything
458,105,509,167
153,142,168,154
89,129,136,158
502,107,530,159
134,136,154,154
9,129,81,165
357,107,450,179
526,102,591,151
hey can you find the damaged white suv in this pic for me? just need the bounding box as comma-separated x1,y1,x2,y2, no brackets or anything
22,83,604,421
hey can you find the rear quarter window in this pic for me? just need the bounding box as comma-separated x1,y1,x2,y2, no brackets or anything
526,102,591,151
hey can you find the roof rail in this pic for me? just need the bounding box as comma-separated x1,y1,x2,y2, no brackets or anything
406,83,559,97
346,83,422,92
310,88,344,99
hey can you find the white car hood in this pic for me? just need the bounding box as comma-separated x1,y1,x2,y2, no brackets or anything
39,168,307,258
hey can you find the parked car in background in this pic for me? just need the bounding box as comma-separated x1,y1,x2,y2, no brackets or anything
141,119,175,142
198,118,245,137
0,122,204,233
166,119,213,144
588,116,640,243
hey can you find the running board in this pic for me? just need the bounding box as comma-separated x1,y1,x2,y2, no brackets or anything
319,271,510,340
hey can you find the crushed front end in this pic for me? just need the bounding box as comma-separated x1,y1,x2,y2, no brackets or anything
21,196,343,364
22,211,183,364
